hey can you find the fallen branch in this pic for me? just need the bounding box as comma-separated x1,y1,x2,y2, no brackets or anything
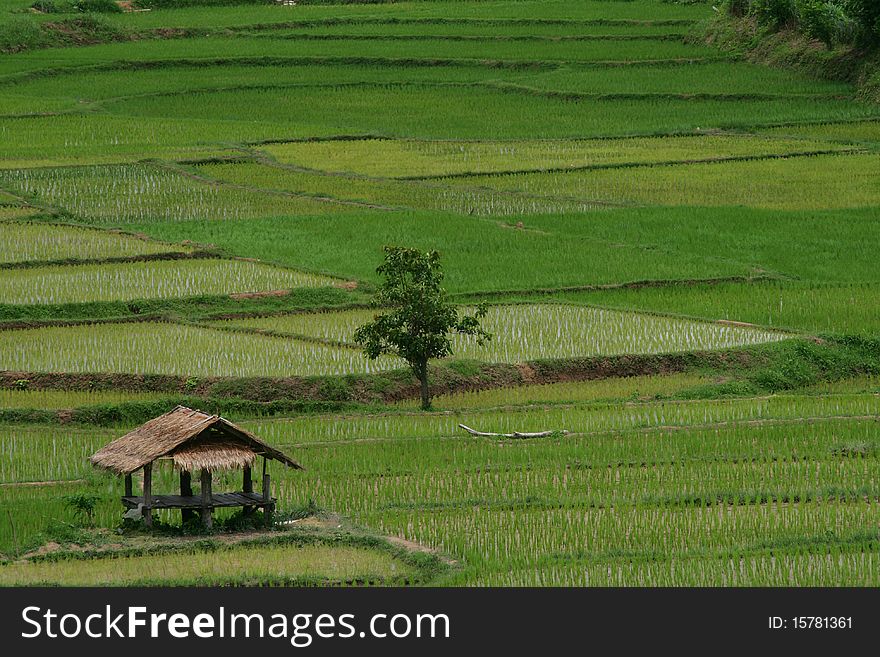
458,424,568,439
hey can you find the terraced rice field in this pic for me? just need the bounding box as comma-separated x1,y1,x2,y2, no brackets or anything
0,222,189,264
0,259,338,305
217,304,789,361
1,0,878,587
0,322,397,377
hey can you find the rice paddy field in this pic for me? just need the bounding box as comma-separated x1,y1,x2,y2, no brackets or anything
0,0,878,587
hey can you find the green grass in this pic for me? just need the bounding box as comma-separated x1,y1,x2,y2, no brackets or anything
0,221,188,264
122,211,752,293
557,281,880,335
216,304,789,361
0,62,503,104
197,160,597,215
444,152,880,210
0,259,339,305
761,120,880,145
0,542,414,586
0,321,400,377
510,60,856,96
393,372,713,410
0,388,171,411
0,303,788,376
96,1,714,30
102,85,875,140
0,207,40,220
255,21,696,39
261,134,853,179
522,205,880,283
0,164,356,222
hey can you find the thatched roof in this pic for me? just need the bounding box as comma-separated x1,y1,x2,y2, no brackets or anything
90,406,302,475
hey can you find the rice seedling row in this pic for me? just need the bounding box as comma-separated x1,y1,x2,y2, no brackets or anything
261,134,853,179
394,372,712,410
0,221,188,265
443,152,880,210
0,543,412,586
102,85,876,141
216,304,789,362
0,164,353,224
197,161,598,216
560,281,880,334
244,392,880,446
0,258,338,305
0,388,172,411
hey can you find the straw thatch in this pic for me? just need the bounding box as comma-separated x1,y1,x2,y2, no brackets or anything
171,440,257,472
90,406,302,475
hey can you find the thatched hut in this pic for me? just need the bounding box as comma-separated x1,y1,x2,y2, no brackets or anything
90,406,302,528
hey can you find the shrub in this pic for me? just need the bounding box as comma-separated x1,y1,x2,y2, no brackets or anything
727,0,751,16
63,493,100,526
844,0,880,41
797,0,860,46
74,0,123,11
751,0,798,27
0,18,50,53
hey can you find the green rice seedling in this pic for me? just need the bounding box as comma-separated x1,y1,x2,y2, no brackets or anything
560,281,880,334
0,207,39,220
0,389,174,411
217,304,789,362
123,210,754,294
0,66,505,135
0,164,354,224
197,161,598,216
262,134,853,179
89,0,711,32
244,392,880,446
0,36,719,73
393,372,713,410
521,205,880,285
0,115,244,168
0,93,75,116
0,425,115,484
212,35,719,63
0,321,397,377
103,85,876,141
0,222,188,264
0,259,338,305
445,153,880,210
263,21,696,39
508,61,855,96
0,544,413,586
467,550,879,586
802,376,880,395
760,120,880,145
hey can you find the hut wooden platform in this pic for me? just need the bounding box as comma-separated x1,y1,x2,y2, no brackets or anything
90,406,303,528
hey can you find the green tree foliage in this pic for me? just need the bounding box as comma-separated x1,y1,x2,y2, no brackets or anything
354,247,490,410
729,0,878,46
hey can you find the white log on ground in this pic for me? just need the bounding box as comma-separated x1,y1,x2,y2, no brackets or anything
458,424,568,438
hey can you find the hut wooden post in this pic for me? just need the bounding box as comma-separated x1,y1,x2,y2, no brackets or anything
242,464,254,516
262,457,272,526
142,462,153,527
124,474,132,497
243,465,253,494
180,470,196,523
200,468,213,528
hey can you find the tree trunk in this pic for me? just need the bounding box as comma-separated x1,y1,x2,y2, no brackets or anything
418,361,431,410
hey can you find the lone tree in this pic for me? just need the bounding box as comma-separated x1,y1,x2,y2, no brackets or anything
354,246,490,410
